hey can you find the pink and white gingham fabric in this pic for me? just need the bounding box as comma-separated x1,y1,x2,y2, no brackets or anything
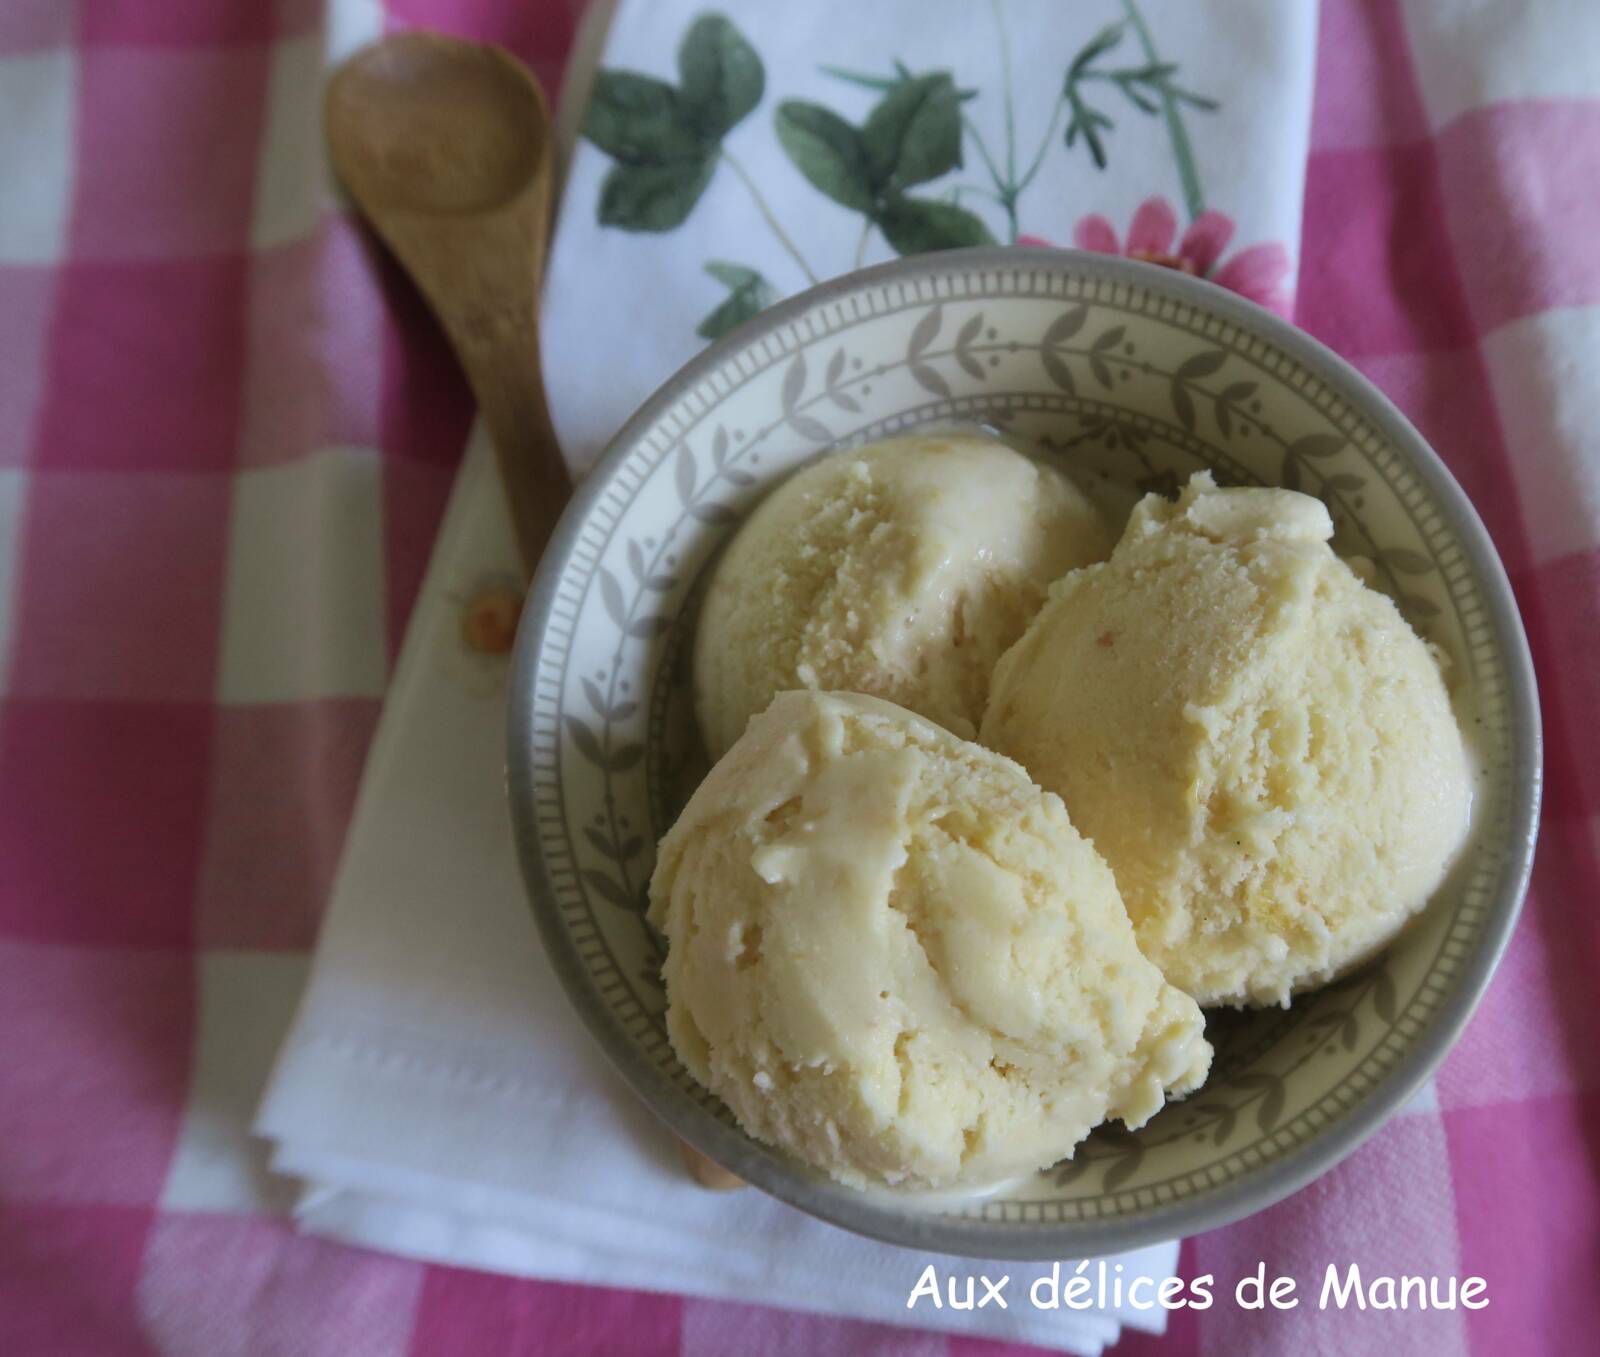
0,2,1595,1354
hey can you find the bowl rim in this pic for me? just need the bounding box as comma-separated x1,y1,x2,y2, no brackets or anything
507,246,1542,1259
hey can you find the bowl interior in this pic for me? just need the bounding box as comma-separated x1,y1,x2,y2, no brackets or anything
509,250,1538,1257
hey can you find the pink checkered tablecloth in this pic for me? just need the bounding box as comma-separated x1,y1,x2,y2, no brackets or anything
1,1,1596,1354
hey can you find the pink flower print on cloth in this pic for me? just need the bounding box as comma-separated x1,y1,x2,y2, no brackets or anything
1023,196,1293,316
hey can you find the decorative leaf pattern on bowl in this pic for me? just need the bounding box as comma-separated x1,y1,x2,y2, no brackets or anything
1168,349,1227,430
952,313,986,381
824,348,862,412
1212,380,1258,437
1231,1073,1288,1135
1039,304,1087,393
906,304,951,397
1372,968,1398,1024
1087,324,1125,389
1193,1102,1237,1147
1093,1124,1146,1193
565,716,644,774
780,352,833,443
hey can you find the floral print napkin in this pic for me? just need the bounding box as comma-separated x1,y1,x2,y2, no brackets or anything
542,0,1316,469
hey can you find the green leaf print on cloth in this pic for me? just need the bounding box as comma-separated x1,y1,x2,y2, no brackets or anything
861,74,964,191
678,13,765,136
598,156,717,232
772,101,876,211
1061,2,1217,220
582,4,1225,341
876,196,996,254
776,72,993,254
583,15,766,231
696,261,778,340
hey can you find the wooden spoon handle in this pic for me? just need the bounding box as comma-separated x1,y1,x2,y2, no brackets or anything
453,304,570,576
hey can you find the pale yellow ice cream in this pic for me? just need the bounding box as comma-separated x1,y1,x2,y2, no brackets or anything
692,433,1112,760
982,473,1473,1008
648,689,1211,1191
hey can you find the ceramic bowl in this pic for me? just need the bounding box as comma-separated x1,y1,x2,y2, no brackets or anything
507,248,1539,1258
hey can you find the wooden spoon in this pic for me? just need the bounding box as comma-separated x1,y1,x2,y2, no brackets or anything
326,32,568,574
327,33,745,1193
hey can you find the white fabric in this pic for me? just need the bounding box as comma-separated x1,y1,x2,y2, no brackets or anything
259,2,1321,1351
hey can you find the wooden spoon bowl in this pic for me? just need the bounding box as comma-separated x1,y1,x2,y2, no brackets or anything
328,38,545,216
327,32,567,571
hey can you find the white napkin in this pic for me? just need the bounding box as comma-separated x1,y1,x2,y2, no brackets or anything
260,3,1318,1351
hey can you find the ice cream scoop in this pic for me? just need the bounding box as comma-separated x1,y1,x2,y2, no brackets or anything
982,473,1474,1008
649,690,1211,1191
692,433,1112,760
